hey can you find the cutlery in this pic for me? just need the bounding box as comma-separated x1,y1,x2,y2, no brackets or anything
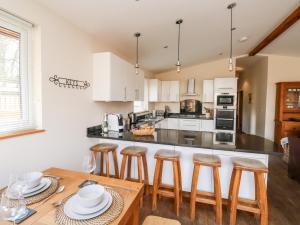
52,200,63,207
34,185,65,208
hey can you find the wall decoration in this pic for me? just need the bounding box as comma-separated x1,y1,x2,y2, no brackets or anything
248,93,252,104
49,75,90,89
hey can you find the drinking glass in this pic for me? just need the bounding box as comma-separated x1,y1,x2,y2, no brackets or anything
82,153,96,185
0,190,26,225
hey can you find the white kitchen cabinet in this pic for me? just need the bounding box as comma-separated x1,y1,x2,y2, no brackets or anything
200,120,214,132
155,119,168,129
161,81,180,102
167,118,179,130
149,79,161,102
203,80,214,103
214,77,238,93
179,119,200,131
93,52,143,101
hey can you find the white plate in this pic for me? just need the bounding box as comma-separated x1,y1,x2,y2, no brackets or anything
23,178,48,195
72,191,111,215
64,191,112,220
23,178,51,198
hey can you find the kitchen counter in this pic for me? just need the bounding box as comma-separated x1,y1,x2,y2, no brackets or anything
87,126,279,155
167,113,213,120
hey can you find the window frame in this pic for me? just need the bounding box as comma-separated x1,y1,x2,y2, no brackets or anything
0,10,34,134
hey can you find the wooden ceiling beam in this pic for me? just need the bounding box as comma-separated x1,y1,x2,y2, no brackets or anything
249,5,300,56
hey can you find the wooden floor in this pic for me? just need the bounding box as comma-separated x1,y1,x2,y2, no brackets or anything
139,155,300,225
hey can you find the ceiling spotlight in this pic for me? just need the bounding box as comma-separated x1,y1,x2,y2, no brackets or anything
239,36,248,42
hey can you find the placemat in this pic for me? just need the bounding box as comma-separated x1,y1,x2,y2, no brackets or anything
55,188,124,225
0,177,59,206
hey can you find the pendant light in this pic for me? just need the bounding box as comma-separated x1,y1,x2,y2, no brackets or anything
176,19,183,73
227,3,236,72
134,32,141,75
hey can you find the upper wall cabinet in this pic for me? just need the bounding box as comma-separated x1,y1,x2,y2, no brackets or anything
203,80,214,103
149,79,162,102
214,77,237,93
161,81,180,102
93,52,144,101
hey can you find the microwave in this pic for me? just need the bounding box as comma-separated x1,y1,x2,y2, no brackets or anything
216,94,235,107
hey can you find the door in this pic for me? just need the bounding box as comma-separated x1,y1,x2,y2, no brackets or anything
236,90,243,132
161,81,170,102
203,80,214,103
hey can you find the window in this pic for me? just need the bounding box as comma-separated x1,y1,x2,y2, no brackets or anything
134,79,149,113
0,11,33,134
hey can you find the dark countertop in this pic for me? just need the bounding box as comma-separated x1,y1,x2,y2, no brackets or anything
167,113,213,120
87,126,280,155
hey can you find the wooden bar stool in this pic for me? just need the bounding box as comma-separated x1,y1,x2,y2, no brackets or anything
190,153,222,224
152,149,182,216
120,146,149,204
90,143,119,178
228,157,268,225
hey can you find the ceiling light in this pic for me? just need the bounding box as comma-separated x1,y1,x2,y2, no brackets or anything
239,36,248,42
227,2,236,72
175,19,183,73
134,32,141,75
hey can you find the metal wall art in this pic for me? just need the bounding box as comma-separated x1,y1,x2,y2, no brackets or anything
49,75,90,89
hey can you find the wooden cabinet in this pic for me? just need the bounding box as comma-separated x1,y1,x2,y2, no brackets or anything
274,82,300,147
203,80,214,103
149,79,161,102
93,52,144,101
161,81,180,102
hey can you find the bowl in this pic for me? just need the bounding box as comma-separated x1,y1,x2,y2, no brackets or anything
77,184,105,208
19,172,43,189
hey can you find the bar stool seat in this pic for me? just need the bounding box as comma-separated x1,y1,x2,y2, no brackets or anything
142,216,181,225
228,158,268,225
190,153,222,224
121,146,147,156
90,143,118,153
154,149,180,160
232,157,268,172
90,143,119,178
193,153,221,166
152,149,182,216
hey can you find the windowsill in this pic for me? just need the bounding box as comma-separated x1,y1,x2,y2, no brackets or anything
0,129,45,140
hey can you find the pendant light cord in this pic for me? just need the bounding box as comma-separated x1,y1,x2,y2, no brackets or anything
177,22,181,62
136,35,139,66
230,7,233,59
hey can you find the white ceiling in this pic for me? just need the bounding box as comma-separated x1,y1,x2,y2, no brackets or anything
35,0,300,73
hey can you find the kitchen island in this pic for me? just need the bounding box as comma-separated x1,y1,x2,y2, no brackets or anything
87,126,278,200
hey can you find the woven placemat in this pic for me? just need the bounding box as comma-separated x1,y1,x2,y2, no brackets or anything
0,177,59,206
55,188,124,225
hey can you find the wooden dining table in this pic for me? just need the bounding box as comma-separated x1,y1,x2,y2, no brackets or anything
2,167,144,225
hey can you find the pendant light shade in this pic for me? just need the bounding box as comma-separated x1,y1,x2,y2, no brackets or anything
134,32,141,75
227,3,236,72
176,19,183,73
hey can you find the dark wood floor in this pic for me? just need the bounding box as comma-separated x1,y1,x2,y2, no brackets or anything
139,155,300,225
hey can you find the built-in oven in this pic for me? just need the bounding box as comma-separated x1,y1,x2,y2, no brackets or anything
216,94,235,109
214,132,235,145
215,109,235,131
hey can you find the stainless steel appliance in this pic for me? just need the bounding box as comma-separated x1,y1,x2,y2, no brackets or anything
180,99,202,114
215,109,235,131
128,111,153,129
107,114,124,132
215,93,236,109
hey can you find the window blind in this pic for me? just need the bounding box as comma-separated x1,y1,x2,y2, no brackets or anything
0,10,33,134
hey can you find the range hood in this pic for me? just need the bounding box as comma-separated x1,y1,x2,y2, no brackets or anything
184,78,197,96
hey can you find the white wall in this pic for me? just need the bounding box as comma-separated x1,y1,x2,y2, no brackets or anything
264,55,300,141
237,57,268,137
154,58,236,113
0,0,133,187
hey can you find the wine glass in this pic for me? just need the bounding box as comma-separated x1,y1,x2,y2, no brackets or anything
82,153,96,185
0,190,26,225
